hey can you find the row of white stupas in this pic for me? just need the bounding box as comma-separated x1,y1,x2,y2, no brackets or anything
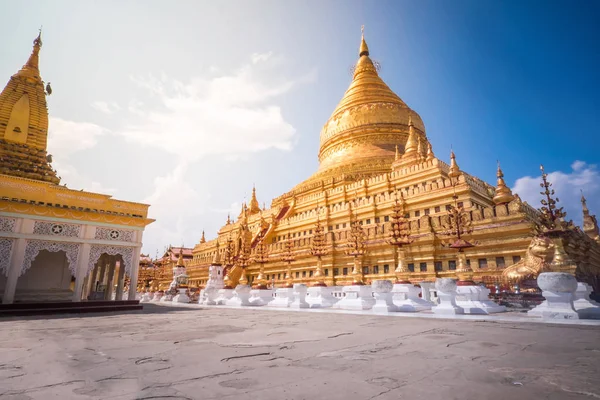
138,264,600,321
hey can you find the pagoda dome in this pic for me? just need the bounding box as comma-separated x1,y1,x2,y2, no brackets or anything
315,31,427,180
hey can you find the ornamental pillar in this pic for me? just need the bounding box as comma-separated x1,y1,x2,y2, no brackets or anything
128,249,141,300
97,260,107,292
105,259,116,300
86,265,98,299
116,261,126,300
72,243,91,302
2,238,26,304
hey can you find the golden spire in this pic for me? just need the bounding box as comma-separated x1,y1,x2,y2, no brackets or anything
226,214,231,225
0,31,59,183
394,144,399,161
426,141,434,162
359,25,369,56
417,137,423,161
403,114,418,156
15,30,43,80
249,185,261,214
200,230,206,243
581,190,589,214
308,25,426,184
448,148,461,178
493,161,515,205
176,249,185,267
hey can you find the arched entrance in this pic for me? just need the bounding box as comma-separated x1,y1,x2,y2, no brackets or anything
14,240,80,302
16,250,73,302
84,245,135,301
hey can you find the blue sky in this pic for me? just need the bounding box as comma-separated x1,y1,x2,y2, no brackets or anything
1,0,598,254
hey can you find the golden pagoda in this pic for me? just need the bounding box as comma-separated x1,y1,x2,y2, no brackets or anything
172,30,600,294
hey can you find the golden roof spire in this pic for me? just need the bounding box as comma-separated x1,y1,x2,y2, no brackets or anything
448,148,461,178
493,161,515,205
359,25,369,57
200,230,206,243
426,141,434,162
395,144,399,161
403,114,418,156
307,26,426,184
15,29,43,80
581,190,589,213
0,31,60,183
249,185,261,214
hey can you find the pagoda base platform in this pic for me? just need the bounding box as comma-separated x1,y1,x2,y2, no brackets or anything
215,289,234,305
226,285,251,307
160,294,174,302
289,284,309,309
249,289,274,306
455,285,506,314
173,289,190,304
306,286,338,308
268,288,295,308
574,283,600,320
392,283,432,312
333,286,375,311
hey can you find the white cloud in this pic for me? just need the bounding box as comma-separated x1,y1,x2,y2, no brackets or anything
251,51,273,64
46,117,113,193
47,117,106,157
44,52,309,254
141,163,209,251
512,161,600,227
117,54,299,162
52,159,117,194
91,101,121,114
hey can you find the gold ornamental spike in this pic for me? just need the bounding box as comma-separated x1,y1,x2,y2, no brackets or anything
493,160,515,205
448,148,461,178
359,25,369,56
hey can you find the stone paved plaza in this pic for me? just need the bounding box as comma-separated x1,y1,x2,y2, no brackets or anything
1,305,599,400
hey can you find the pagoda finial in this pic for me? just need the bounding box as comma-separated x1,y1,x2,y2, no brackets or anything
403,114,418,156
249,185,260,214
426,141,434,161
493,160,515,205
448,147,461,178
200,230,206,243
16,30,43,79
581,189,589,213
394,144,399,161
359,25,369,57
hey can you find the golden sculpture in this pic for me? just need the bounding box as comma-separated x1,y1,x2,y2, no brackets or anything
502,236,555,281
163,28,600,294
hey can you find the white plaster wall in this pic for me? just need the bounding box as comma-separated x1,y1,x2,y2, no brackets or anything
16,250,73,291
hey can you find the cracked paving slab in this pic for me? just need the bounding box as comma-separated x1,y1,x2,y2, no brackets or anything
0,304,599,400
